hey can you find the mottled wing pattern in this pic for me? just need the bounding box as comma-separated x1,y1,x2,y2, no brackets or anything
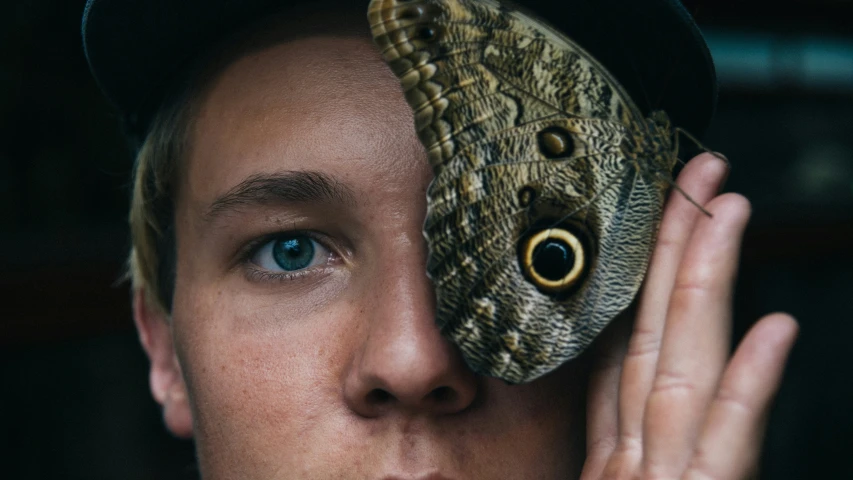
368,0,677,383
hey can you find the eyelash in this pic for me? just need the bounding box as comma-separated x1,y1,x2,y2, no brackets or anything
240,231,340,283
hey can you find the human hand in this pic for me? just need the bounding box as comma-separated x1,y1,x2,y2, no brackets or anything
580,153,798,480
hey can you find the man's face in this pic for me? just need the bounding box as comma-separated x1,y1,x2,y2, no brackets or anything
162,33,586,478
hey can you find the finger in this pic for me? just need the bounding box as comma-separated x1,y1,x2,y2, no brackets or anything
642,194,751,477
586,154,728,478
582,310,632,480
616,154,728,449
684,314,798,480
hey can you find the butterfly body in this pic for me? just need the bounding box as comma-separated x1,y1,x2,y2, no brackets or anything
369,0,679,383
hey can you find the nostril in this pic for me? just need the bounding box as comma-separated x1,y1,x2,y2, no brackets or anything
366,388,393,405
430,386,455,403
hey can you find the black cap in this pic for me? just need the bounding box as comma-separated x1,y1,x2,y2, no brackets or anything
82,0,717,143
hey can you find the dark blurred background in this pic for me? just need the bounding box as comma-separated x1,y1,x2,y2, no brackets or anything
1,0,851,478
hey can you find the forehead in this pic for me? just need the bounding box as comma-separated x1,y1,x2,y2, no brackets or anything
182,33,425,202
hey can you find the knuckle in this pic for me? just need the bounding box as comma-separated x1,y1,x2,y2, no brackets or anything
651,233,682,254
626,326,662,359
714,387,756,417
650,368,698,397
670,281,714,301
593,437,645,480
587,433,619,459
616,432,643,454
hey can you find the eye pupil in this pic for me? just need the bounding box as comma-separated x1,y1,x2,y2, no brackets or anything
532,239,575,281
519,225,589,294
272,236,315,271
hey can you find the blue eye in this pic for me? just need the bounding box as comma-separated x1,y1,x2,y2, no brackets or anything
251,234,330,273
274,236,314,270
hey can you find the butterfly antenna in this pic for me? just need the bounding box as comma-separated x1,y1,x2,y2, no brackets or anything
666,177,713,217
666,126,728,218
675,127,730,168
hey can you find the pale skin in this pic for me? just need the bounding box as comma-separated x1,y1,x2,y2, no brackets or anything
133,32,798,479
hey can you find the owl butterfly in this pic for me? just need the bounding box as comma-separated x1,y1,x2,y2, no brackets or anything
368,0,700,383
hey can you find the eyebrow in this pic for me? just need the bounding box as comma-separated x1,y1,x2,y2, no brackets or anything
204,170,356,221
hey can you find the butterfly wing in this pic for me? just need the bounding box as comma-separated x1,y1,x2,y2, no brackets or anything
369,0,674,383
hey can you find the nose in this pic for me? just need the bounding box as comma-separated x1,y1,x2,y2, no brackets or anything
343,254,478,418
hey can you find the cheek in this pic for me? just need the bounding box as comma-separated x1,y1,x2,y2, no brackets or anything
169,280,364,465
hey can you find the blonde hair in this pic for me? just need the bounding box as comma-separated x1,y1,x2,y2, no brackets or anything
127,89,196,313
